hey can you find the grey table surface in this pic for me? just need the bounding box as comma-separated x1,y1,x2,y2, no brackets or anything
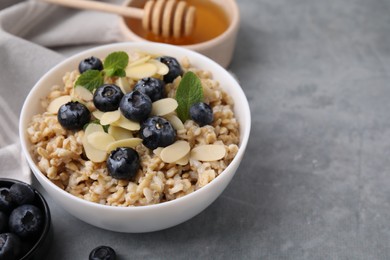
6,0,390,259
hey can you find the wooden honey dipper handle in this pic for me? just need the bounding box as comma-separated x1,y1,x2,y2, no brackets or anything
40,0,195,38
143,0,196,38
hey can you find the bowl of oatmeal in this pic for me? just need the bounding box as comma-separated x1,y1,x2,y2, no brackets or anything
19,42,250,233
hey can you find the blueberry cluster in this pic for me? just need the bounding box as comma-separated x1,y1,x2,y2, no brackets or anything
0,183,44,259
58,55,213,181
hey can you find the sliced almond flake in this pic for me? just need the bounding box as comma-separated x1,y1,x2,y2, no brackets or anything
175,153,189,165
164,114,184,130
126,63,158,80
92,110,104,120
87,132,115,151
108,125,133,140
47,95,71,114
83,123,107,162
127,55,151,67
160,140,191,163
71,97,88,107
151,98,178,116
100,110,121,126
84,123,104,135
190,145,226,161
83,137,107,163
73,86,93,101
147,59,169,75
132,51,160,59
115,77,132,94
153,147,163,156
106,138,142,152
111,114,140,131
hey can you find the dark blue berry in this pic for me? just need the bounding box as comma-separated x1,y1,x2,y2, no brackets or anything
133,77,165,102
89,245,116,260
189,102,213,126
0,212,8,233
0,233,21,260
9,183,35,206
119,90,152,122
93,84,124,112
157,56,183,83
140,116,176,150
58,101,91,131
79,56,103,74
107,148,140,180
0,188,14,213
9,204,43,239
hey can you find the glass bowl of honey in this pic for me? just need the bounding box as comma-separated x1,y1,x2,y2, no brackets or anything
119,0,240,68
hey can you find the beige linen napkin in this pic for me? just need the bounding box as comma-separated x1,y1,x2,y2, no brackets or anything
0,0,124,183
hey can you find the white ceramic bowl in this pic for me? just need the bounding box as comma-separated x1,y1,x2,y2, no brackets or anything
19,42,251,233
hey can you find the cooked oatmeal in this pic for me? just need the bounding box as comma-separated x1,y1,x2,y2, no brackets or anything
27,52,239,206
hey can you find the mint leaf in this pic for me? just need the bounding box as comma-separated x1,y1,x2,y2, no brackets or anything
175,71,204,122
104,68,115,77
113,68,126,77
106,68,126,77
103,51,129,77
74,70,104,92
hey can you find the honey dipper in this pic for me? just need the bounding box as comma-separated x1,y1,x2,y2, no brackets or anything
40,0,196,38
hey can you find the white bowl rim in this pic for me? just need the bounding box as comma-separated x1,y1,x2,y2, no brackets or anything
19,42,251,212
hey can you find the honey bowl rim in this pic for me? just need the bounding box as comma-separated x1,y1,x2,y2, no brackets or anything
118,0,240,50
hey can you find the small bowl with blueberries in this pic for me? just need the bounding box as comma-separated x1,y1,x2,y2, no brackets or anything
0,178,51,259
19,42,251,233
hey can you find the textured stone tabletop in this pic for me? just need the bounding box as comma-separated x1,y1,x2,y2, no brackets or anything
5,0,390,259
45,0,390,259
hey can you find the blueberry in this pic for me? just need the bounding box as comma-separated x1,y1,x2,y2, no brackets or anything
140,116,176,150
93,84,124,112
157,56,183,83
133,77,165,102
189,102,213,126
58,101,91,131
119,90,152,122
79,56,103,74
106,148,140,180
9,204,43,239
9,183,35,206
0,233,21,260
0,212,8,233
89,245,116,260
0,188,14,213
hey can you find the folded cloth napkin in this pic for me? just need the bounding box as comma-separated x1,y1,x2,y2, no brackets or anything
0,0,125,183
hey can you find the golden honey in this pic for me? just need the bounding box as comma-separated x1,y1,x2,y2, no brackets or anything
124,0,230,45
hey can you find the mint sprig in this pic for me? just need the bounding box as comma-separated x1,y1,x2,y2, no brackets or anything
74,70,104,92
175,71,204,122
103,51,129,77
74,51,129,91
